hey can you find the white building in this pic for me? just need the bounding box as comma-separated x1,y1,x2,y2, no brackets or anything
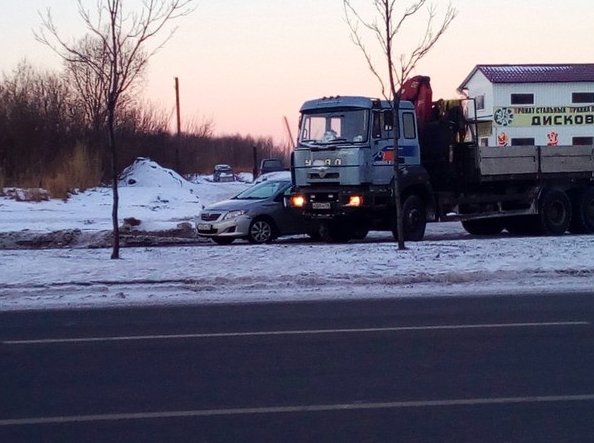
458,64,594,147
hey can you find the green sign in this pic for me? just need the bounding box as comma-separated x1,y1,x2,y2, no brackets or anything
493,105,594,127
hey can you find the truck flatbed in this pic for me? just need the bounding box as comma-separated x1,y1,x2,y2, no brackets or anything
475,145,594,179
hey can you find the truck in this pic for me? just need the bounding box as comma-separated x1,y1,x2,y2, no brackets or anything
289,77,594,242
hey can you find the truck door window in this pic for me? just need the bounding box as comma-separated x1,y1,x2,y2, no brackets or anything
402,112,417,139
373,110,395,139
372,112,381,138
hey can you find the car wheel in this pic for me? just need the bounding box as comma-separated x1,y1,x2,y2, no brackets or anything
212,237,234,245
248,218,275,244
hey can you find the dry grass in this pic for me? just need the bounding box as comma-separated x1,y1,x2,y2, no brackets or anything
0,168,5,195
42,144,103,199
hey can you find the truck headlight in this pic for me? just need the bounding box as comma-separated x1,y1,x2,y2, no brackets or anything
223,210,247,220
345,195,363,207
290,195,306,208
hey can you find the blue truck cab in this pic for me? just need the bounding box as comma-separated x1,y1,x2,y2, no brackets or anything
294,96,421,187
291,96,431,241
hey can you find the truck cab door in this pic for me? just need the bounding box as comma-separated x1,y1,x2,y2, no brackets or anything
371,110,396,185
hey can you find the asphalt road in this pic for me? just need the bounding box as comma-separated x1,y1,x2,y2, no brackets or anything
1,293,594,442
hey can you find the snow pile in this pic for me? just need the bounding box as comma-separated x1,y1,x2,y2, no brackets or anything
119,157,194,189
0,158,251,238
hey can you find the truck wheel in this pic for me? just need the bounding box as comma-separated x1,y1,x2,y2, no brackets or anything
399,195,426,241
569,187,594,234
538,189,571,235
352,227,369,240
248,218,275,244
322,222,351,243
504,216,539,236
461,218,504,236
306,230,322,241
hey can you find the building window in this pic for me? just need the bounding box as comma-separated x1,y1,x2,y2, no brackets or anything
572,92,594,103
511,138,535,146
477,121,492,137
475,95,485,110
510,94,534,105
573,136,594,145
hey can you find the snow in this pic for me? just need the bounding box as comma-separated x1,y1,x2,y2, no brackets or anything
1,159,593,311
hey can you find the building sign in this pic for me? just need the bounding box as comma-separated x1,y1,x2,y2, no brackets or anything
493,105,594,127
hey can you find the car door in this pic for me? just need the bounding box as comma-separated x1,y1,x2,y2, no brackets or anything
269,184,306,235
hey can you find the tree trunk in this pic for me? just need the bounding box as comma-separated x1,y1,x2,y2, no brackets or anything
392,97,405,250
108,109,120,259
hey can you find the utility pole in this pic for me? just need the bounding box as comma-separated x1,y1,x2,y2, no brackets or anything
252,146,258,182
175,77,181,171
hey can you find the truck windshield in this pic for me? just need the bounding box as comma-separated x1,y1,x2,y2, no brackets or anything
299,109,369,145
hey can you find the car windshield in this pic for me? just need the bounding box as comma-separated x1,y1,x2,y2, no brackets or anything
299,109,369,145
234,180,289,200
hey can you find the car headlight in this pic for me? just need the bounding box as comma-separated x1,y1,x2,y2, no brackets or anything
223,210,247,220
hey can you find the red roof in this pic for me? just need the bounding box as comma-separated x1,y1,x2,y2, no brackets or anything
458,64,594,90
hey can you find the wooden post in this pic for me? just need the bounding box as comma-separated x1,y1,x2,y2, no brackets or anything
175,77,181,171
252,146,258,182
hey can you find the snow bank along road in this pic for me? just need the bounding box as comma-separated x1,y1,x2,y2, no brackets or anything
1,224,594,311
1,160,593,311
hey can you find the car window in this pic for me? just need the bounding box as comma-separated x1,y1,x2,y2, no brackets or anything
234,181,289,200
262,160,282,169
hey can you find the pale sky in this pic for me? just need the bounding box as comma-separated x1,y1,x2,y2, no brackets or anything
2,0,594,144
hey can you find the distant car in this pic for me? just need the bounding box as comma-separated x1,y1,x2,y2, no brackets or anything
212,164,235,182
258,158,284,177
197,178,316,244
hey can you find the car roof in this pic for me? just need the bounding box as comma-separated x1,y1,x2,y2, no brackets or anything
254,171,292,183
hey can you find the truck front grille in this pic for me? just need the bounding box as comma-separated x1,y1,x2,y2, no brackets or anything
308,172,339,180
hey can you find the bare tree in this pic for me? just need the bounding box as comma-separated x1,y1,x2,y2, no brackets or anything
63,36,111,136
37,0,195,259
344,0,456,249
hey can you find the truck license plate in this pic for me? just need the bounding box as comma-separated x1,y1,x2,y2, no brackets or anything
198,223,212,231
312,202,331,210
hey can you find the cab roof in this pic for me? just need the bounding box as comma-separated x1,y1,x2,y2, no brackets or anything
300,96,414,112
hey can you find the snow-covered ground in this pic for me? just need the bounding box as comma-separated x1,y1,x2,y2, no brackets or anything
1,158,593,311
